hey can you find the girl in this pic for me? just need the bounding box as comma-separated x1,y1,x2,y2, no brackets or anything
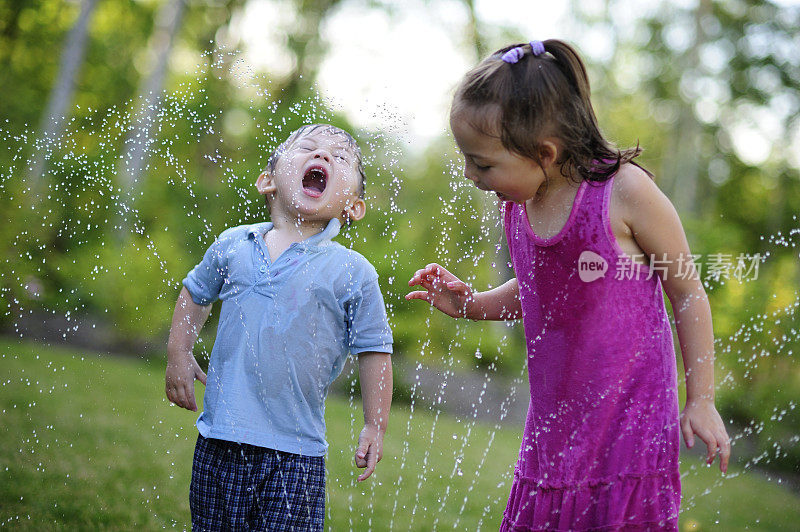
406,39,730,531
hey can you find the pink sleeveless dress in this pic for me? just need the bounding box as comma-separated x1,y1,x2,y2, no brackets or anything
499,173,681,531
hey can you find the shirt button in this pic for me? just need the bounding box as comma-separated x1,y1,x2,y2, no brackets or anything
259,265,267,273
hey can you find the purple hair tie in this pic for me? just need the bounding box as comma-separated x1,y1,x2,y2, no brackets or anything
501,47,525,64
530,40,545,56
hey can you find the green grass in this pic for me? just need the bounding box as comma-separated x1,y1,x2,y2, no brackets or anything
0,338,798,531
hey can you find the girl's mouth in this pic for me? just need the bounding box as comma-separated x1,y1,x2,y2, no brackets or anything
302,166,327,198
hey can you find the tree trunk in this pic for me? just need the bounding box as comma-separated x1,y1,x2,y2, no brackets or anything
27,0,98,188
665,0,711,225
280,0,343,101
462,0,486,61
115,0,186,239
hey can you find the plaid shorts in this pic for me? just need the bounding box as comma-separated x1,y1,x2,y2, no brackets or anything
190,433,326,531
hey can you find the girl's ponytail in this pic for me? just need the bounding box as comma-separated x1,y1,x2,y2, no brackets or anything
542,40,593,113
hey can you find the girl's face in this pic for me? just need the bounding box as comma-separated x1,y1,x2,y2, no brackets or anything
450,109,550,204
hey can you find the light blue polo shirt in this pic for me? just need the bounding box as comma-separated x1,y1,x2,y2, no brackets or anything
182,217,393,456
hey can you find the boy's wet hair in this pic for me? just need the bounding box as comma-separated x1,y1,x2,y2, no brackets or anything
452,39,652,183
264,124,367,205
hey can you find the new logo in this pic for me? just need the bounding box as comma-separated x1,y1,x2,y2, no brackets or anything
578,250,608,282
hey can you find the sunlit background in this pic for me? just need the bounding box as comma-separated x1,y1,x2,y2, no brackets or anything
2,0,800,529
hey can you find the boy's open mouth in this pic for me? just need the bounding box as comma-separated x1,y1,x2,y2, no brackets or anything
302,165,328,198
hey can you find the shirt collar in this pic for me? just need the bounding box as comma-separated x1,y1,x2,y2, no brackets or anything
247,217,341,246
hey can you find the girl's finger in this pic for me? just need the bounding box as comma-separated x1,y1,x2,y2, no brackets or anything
408,275,440,290
718,435,731,472
410,267,436,286
423,264,441,278
408,270,424,286
679,417,694,448
418,276,441,292
694,425,714,445
701,434,718,463
446,280,470,294
405,291,433,303
430,263,453,280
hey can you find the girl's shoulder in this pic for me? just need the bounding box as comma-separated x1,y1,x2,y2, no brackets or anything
613,160,655,187
609,162,663,225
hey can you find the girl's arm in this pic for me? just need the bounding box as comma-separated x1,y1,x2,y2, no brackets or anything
165,286,211,411
354,352,392,482
617,165,730,473
406,263,521,320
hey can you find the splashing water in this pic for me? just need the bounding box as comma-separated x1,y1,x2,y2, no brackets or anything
1,45,800,530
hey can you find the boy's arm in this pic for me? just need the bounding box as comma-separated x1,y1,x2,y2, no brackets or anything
406,263,521,320
619,165,730,473
354,351,392,482
165,286,212,411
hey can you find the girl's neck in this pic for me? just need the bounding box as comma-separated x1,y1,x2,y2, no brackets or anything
533,172,580,204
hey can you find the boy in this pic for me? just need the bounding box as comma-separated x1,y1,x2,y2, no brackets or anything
165,124,393,531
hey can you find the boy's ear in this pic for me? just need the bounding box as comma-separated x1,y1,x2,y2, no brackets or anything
343,197,366,223
255,170,276,196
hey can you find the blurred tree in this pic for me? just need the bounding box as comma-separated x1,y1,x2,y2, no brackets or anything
461,0,487,60
116,0,187,239
281,0,346,100
638,0,799,230
27,0,98,192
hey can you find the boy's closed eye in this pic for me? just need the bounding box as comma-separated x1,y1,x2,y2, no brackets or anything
296,143,351,164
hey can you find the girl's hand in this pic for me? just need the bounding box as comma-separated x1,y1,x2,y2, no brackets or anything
680,398,731,473
406,263,475,319
355,424,384,482
165,354,207,411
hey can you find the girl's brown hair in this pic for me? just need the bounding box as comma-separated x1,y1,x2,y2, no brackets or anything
452,39,652,184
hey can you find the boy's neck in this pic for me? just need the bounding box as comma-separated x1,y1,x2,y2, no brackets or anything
263,212,335,263
268,212,330,243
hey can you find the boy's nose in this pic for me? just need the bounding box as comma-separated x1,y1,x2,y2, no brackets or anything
312,150,332,163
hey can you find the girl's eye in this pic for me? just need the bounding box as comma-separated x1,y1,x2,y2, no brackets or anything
335,154,348,162
468,156,490,171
